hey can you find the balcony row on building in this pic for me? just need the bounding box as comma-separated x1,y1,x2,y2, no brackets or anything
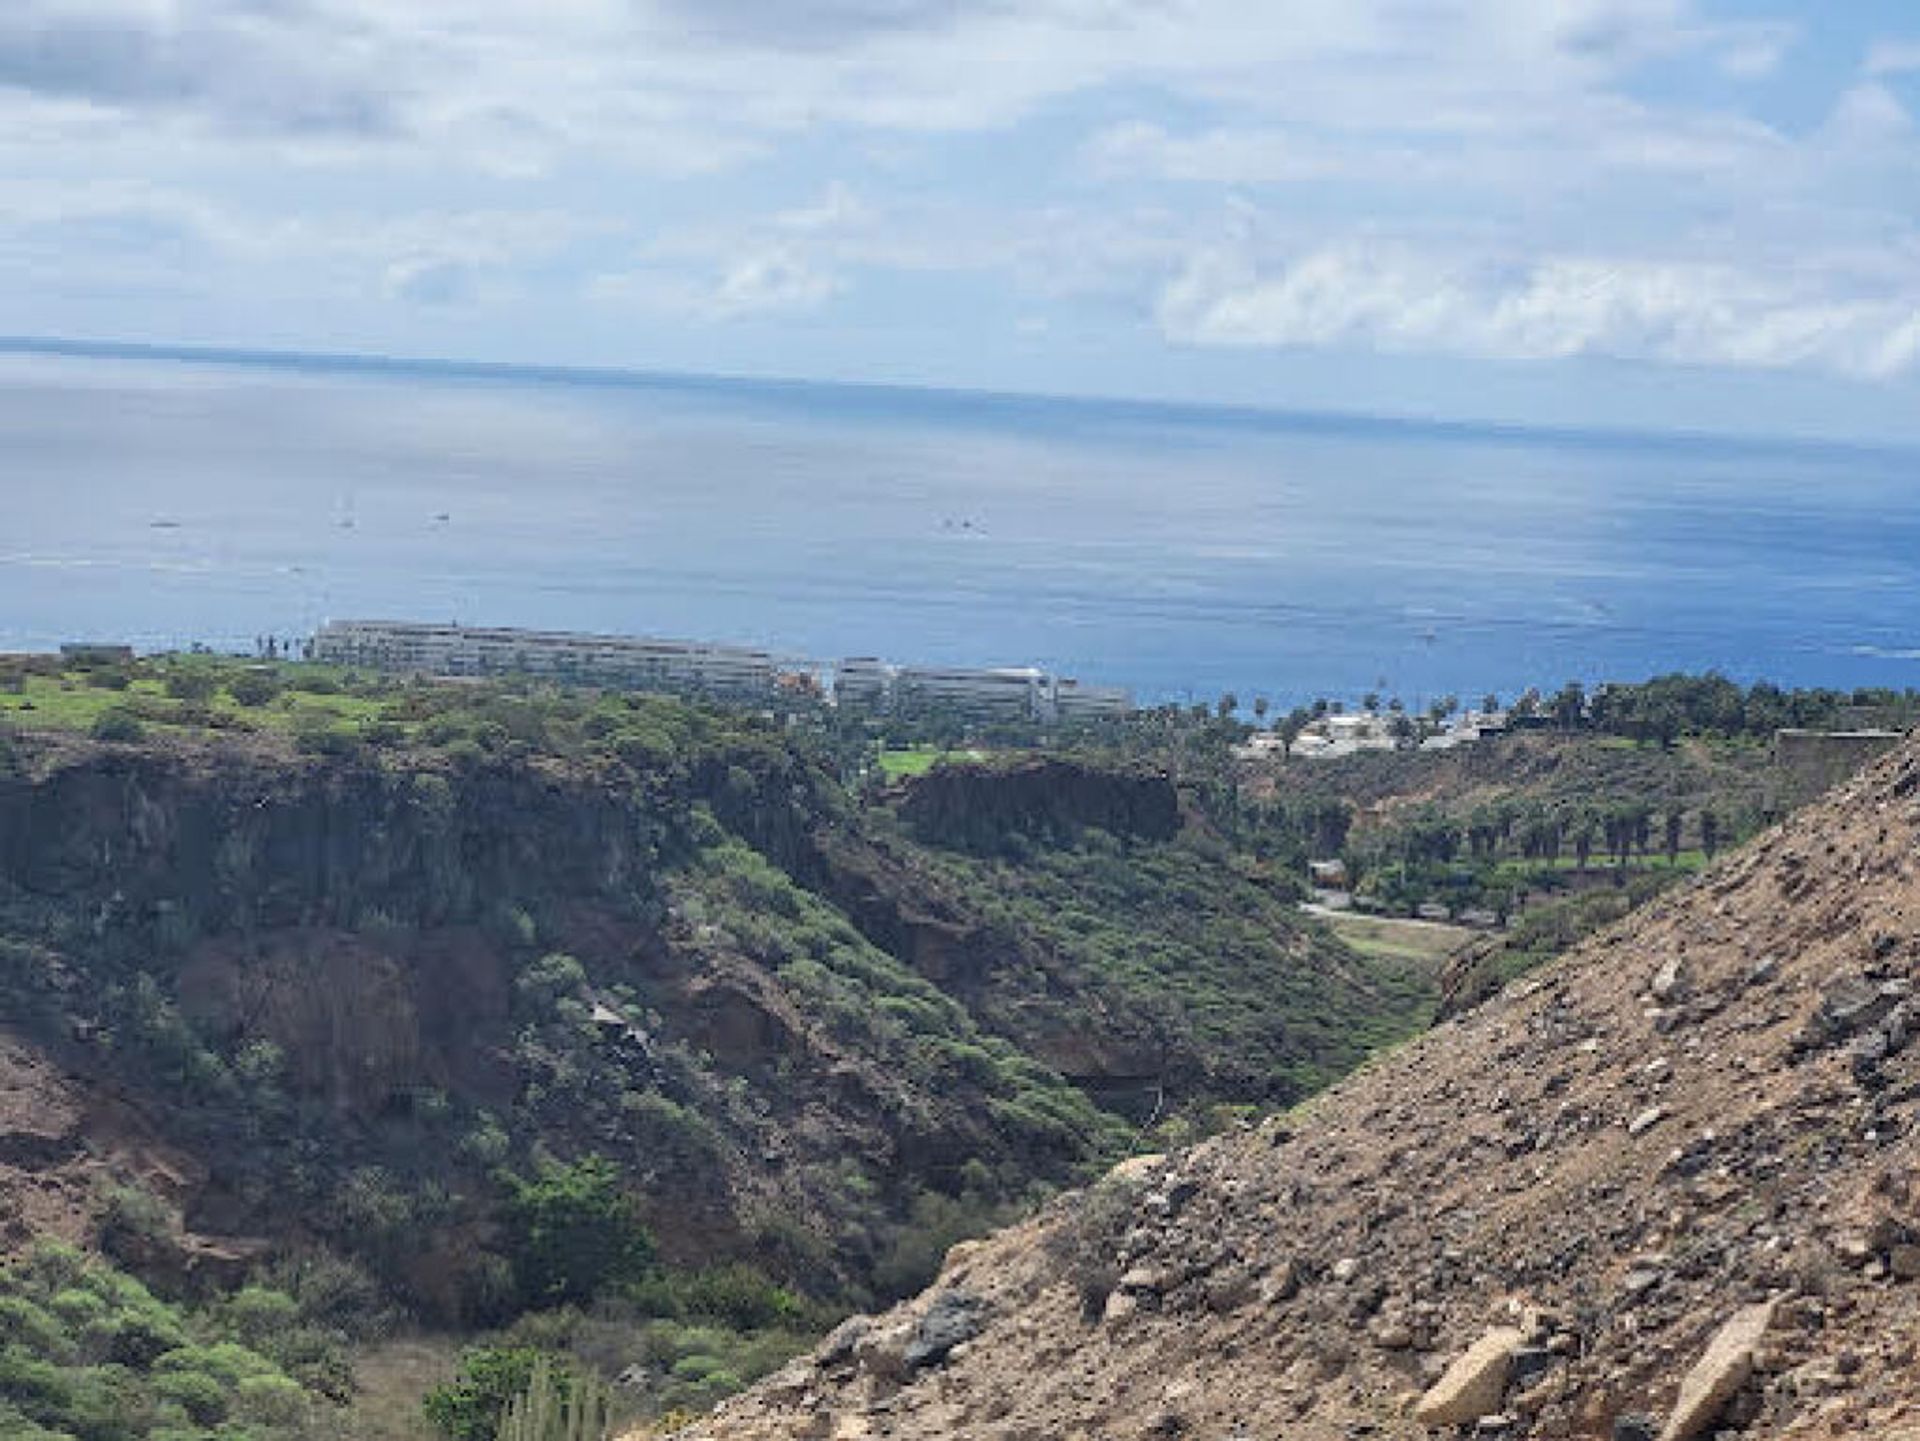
310,620,1133,722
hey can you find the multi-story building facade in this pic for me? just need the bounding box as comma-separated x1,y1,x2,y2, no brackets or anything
312,620,1135,723
312,620,781,695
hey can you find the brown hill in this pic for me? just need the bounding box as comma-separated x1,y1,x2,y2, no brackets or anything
666,732,1920,1441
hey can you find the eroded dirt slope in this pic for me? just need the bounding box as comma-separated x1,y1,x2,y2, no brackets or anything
671,732,1920,1440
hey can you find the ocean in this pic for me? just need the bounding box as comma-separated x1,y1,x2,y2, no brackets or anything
4,339,1920,709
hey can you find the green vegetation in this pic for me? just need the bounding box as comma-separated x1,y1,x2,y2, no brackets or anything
493,1355,611,1441
4,651,1890,1436
0,1242,339,1441
1319,911,1475,967
502,1158,656,1310
874,745,981,779
676,832,1132,1171
915,829,1434,1101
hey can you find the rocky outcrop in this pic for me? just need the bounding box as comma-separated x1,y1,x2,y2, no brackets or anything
0,735,677,943
897,757,1180,852
664,735,1920,1441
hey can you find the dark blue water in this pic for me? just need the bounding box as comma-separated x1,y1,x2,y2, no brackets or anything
4,340,1919,707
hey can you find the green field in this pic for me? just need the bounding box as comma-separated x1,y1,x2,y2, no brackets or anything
875,745,987,779
0,662,395,741
1317,910,1476,969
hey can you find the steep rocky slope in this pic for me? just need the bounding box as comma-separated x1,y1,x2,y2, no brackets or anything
0,715,1427,1327
673,731,1920,1440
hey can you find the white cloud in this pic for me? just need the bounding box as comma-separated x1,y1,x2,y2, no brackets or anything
1866,39,1920,77
711,248,838,317
1826,82,1914,147
0,0,1916,400
591,246,840,321
1156,241,1920,378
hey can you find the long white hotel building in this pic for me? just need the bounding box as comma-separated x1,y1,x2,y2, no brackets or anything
311,620,1132,722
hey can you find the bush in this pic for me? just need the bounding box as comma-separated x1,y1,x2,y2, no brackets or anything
163,670,217,703
423,1345,545,1441
235,1371,308,1426
155,1366,228,1424
503,1157,655,1308
0,1244,311,1440
91,708,145,743
228,671,282,707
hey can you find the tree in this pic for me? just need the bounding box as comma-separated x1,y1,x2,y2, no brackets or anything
1572,813,1597,871
1664,809,1684,866
229,670,281,707
1551,681,1586,731
1279,708,1311,756
1216,693,1239,720
1481,693,1501,715
502,1156,654,1308
1252,695,1270,722
1361,692,1381,714
164,668,217,702
1700,809,1722,860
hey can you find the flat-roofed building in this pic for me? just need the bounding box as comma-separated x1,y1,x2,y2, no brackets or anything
60,642,136,665
834,657,895,709
894,663,1047,719
312,620,780,695
312,621,1136,723
1052,678,1133,722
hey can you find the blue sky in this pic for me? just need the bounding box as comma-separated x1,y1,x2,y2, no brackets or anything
6,1,1920,439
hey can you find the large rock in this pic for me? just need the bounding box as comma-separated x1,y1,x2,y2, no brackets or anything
1413,1327,1524,1426
1658,1301,1776,1441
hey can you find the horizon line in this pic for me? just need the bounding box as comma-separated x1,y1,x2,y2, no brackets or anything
1,332,1911,461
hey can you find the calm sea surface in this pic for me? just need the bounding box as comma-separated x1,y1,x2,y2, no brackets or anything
4,343,1920,707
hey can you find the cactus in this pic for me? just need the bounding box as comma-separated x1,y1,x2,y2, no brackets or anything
494,1356,613,1441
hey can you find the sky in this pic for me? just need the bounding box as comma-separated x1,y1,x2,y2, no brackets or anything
6,1,1920,441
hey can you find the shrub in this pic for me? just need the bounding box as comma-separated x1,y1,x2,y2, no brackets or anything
235,1372,308,1426
91,708,145,743
422,1345,545,1441
154,1366,228,1423
163,670,217,702
228,670,282,707
502,1157,655,1308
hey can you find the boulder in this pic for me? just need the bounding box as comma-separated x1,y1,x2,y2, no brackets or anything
1650,958,1692,1003
904,1290,986,1371
1413,1327,1525,1426
1658,1301,1776,1441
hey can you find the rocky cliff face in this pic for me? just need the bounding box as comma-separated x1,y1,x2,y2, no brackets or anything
670,732,1920,1440
0,733,1086,1302
895,758,1181,853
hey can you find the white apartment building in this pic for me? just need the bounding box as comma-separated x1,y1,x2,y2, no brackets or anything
312,620,780,695
833,657,895,709
1052,678,1135,721
312,620,1136,723
893,664,1049,718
